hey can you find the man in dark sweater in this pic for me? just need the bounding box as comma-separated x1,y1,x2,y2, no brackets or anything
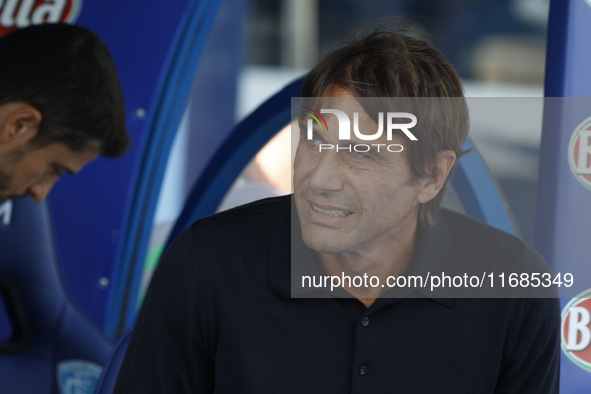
115,28,560,393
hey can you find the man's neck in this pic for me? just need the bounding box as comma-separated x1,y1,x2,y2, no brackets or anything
317,222,418,307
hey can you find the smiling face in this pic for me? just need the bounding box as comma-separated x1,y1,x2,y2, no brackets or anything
293,86,432,256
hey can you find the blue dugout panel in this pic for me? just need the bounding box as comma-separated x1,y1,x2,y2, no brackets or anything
103,0,244,340
536,0,591,391
44,0,209,333
34,0,226,337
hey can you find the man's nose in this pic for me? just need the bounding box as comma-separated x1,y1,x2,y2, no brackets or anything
28,176,58,203
308,151,345,193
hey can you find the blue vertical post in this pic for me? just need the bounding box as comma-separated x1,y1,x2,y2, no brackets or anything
536,0,591,391
45,0,193,330
105,0,224,339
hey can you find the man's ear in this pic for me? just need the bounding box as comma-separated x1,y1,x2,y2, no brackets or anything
0,103,42,146
416,150,457,204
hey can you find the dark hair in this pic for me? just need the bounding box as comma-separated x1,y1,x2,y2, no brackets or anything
0,23,130,157
301,29,469,225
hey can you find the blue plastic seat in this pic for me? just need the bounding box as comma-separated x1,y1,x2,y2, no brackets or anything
0,198,112,394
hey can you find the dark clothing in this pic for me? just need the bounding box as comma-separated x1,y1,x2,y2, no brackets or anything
114,195,560,393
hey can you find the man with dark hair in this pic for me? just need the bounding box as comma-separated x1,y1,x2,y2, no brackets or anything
0,23,130,202
115,29,559,393
300,30,469,226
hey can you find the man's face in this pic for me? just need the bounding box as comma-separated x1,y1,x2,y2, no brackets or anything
293,86,427,256
0,140,101,202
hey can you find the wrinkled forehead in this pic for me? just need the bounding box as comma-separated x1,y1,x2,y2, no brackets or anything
318,98,375,128
320,85,365,115
307,85,415,121
302,86,376,127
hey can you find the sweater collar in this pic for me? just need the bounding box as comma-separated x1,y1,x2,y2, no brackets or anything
269,195,454,308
